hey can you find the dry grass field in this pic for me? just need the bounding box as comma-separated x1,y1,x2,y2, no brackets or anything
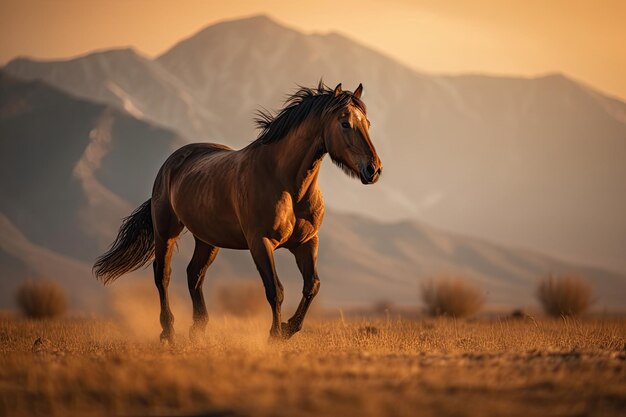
0,313,625,417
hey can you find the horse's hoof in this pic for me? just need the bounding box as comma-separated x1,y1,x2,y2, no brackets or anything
268,328,287,343
281,321,301,339
159,330,175,346
278,323,291,339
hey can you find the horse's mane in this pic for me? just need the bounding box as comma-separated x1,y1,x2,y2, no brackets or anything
253,80,366,145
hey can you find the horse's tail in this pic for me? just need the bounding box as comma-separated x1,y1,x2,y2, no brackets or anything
93,199,154,285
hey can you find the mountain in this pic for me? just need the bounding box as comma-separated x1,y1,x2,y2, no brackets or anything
5,48,220,141
0,72,184,261
316,211,626,308
5,15,626,274
1,73,624,313
155,15,429,148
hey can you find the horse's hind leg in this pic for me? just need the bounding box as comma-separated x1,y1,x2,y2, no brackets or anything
152,202,183,344
187,237,219,342
153,235,181,343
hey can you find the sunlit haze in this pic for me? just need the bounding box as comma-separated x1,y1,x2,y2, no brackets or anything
1,0,625,99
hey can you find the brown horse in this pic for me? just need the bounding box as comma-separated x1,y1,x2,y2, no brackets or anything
94,82,382,343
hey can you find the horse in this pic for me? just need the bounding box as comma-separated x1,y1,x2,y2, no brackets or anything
93,82,382,343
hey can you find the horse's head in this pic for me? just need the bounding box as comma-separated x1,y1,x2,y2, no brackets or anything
323,83,382,185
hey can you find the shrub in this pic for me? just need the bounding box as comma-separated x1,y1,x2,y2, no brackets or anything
213,281,266,317
536,275,592,317
421,278,484,317
16,280,67,319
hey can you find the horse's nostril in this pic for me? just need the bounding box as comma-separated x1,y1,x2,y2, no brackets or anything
366,163,376,176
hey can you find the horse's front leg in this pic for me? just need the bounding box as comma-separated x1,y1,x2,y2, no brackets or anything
283,236,320,339
249,237,285,339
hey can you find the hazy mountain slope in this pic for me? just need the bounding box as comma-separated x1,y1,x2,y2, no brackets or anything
0,72,184,260
395,73,626,274
0,212,105,312
4,48,219,141
316,211,626,308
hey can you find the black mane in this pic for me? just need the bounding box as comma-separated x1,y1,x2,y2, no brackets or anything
253,81,366,145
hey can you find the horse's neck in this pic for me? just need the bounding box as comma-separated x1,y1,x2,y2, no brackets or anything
261,122,326,201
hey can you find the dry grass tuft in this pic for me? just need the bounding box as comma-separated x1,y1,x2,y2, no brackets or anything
537,275,593,317
213,280,267,317
421,278,484,317
15,280,67,319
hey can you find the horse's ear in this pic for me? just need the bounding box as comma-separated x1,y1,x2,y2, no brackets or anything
334,83,343,97
353,83,363,99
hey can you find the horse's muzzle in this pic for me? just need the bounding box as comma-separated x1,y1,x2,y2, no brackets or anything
360,162,382,184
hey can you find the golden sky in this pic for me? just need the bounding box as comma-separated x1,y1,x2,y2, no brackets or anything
1,0,625,100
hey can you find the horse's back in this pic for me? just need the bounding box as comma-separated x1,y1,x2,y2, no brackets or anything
158,142,248,248
152,142,231,197
165,142,233,173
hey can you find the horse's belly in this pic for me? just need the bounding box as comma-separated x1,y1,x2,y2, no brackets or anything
172,190,248,249
183,215,249,249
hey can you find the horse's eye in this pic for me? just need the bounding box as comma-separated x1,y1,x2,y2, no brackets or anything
341,122,351,129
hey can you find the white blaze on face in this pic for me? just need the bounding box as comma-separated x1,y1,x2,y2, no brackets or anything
351,106,367,127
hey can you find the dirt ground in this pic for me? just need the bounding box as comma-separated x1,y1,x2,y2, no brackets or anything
0,314,625,417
